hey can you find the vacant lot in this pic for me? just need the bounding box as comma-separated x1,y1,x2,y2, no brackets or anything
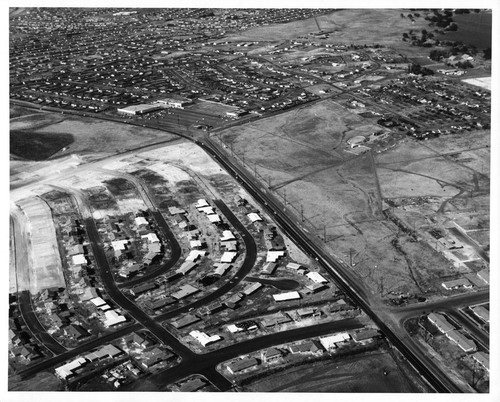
243,350,425,392
10,130,74,160
229,9,429,51
10,107,178,161
216,97,489,298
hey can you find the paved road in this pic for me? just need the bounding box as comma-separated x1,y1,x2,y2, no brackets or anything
17,323,141,379
392,289,489,320
156,199,258,320
116,210,182,289
136,317,364,391
17,291,67,356
84,217,194,359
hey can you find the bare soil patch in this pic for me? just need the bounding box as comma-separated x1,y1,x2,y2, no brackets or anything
243,350,423,392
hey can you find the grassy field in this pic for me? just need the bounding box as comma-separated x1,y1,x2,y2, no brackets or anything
243,350,426,392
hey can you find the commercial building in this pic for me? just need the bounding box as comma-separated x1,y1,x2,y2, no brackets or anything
156,95,193,109
117,104,161,115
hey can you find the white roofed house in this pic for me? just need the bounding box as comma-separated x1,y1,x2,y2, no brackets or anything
189,330,222,347
445,330,477,353
199,206,215,215
72,254,87,266
247,212,263,223
267,250,285,262
427,312,455,334
319,332,351,350
186,250,207,262
306,271,328,284
142,233,160,244
273,291,301,302
195,199,210,209
221,251,238,263
103,310,127,327
220,230,236,241
470,306,489,323
189,239,204,249
207,214,221,223
134,216,149,227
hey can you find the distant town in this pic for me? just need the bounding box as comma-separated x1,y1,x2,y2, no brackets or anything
9,7,491,395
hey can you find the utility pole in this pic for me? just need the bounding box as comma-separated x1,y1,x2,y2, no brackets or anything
268,176,271,188
254,162,257,176
300,204,304,222
323,225,327,242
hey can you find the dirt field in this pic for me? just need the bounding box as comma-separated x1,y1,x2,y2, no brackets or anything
8,371,63,391
462,77,491,91
10,107,178,161
243,350,426,392
215,97,489,298
229,9,429,51
15,197,66,294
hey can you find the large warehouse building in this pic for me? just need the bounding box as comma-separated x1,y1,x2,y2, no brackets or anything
117,104,161,115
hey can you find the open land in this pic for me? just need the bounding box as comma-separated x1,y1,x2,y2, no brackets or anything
243,350,427,392
9,7,491,395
